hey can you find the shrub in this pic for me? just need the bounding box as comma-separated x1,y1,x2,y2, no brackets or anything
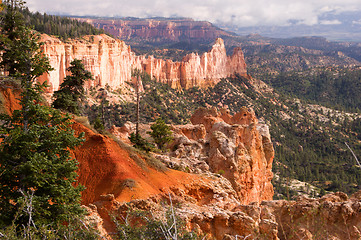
129,132,154,153
148,118,173,151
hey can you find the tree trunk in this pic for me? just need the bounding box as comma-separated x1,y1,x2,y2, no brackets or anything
136,73,140,137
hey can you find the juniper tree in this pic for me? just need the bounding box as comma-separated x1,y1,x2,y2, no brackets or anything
0,0,85,230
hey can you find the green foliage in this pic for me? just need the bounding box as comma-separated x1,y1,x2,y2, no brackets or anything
131,42,210,62
0,193,100,239
106,132,166,171
266,67,361,112
52,59,93,114
93,116,105,131
0,104,86,226
20,7,105,40
148,118,173,150
0,0,86,233
0,0,51,78
129,132,154,153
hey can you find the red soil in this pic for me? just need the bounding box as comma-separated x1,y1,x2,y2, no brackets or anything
71,121,199,205
0,86,200,206
0,86,21,115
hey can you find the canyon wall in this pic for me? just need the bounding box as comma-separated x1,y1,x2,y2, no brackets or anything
38,34,247,92
76,18,231,43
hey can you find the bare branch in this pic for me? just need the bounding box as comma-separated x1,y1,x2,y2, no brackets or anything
345,142,361,168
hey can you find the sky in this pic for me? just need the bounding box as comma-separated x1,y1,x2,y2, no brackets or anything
26,0,361,27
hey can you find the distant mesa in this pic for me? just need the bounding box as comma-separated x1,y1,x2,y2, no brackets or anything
75,17,233,43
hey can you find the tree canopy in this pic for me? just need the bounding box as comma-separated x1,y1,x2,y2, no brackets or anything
52,59,93,114
148,118,173,151
0,0,86,233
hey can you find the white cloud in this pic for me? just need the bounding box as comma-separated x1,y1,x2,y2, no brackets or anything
26,0,361,27
320,19,342,25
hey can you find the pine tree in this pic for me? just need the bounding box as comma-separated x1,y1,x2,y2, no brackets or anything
0,0,49,77
52,59,93,114
148,118,173,151
0,0,85,229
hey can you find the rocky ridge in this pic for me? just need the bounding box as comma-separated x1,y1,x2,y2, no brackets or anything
76,18,232,43
38,34,247,92
171,106,275,203
242,44,361,76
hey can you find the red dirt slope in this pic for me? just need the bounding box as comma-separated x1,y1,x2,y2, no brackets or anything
0,84,198,205
72,121,199,205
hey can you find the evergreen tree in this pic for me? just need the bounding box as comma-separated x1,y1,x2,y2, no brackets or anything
148,118,173,151
0,0,85,230
0,0,49,77
52,59,92,114
129,132,154,153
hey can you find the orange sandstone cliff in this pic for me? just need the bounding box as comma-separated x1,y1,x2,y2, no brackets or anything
38,34,247,92
172,107,274,203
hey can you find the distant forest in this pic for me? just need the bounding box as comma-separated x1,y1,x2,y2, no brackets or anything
265,67,361,113
20,8,105,40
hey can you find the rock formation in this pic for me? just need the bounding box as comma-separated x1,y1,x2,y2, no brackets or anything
92,189,361,240
262,191,361,240
168,107,274,203
110,106,274,204
0,77,22,115
76,18,232,43
38,34,247,92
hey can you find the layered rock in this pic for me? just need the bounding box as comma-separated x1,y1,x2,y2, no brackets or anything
77,18,232,43
39,34,247,92
93,189,361,240
167,107,274,204
262,191,361,240
38,34,140,93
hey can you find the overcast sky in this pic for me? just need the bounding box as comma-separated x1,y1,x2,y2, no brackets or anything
26,0,361,27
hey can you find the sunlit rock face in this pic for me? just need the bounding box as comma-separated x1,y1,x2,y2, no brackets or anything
39,35,247,92
187,107,275,203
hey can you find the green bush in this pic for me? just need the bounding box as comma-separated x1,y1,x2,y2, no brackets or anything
148,118,173,151
129,132,154,153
